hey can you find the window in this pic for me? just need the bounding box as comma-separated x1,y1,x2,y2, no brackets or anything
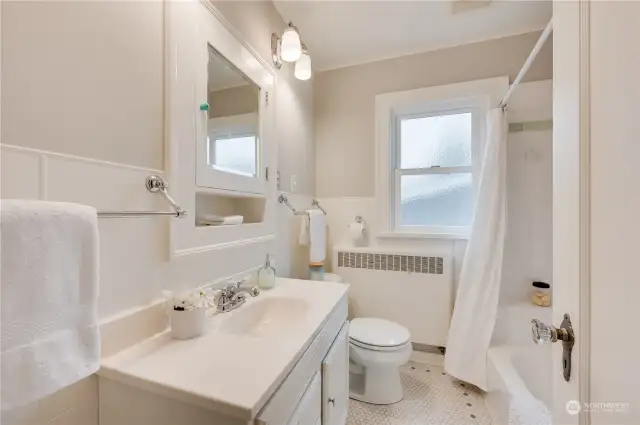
208,135,258,178
375,77,508,238
396,112,474,228
206,112,259,179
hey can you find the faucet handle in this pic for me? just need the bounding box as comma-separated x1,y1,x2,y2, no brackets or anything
220,283,237,297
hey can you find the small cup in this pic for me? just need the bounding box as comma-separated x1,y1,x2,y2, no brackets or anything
170,308,206,340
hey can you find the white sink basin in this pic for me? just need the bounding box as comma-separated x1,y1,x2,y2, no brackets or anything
220,297,309,337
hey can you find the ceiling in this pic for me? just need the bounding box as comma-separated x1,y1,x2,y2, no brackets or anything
273,1,552,72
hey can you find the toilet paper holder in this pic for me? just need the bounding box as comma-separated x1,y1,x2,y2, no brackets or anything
350,216,367,244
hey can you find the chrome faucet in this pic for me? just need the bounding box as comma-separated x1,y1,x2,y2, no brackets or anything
216,279,260,313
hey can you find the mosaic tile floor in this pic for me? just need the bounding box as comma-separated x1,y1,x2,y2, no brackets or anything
347,361,492,425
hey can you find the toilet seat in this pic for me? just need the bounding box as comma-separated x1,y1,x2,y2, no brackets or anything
349,338,412,352
349,318,410,352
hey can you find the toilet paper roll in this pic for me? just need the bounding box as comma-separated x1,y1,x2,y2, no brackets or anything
349,221,366,242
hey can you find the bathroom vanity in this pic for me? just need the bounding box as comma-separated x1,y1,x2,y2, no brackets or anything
98,279,349,425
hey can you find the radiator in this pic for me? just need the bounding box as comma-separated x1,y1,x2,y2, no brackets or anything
333,247,453,347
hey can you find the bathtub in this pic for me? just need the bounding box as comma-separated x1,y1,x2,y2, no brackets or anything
486,303,553,425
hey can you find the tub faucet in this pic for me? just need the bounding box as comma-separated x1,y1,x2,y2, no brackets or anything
216,279,259,313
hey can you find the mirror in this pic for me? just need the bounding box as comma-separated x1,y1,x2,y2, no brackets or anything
207,45,260,178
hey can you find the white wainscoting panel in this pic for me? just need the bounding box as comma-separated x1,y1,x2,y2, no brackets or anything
0,144,272,318
1,147,43,199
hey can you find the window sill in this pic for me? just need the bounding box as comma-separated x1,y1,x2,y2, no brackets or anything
377,231,470,241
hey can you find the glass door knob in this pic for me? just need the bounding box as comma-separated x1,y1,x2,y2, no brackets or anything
531,314,575,382
531,319,558,344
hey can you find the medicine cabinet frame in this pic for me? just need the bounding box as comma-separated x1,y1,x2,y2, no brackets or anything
195,9,274,196
166,0,278,257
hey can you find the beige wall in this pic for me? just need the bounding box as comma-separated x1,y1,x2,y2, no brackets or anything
314,31,553,198
1,1,165,170
208,85,258,118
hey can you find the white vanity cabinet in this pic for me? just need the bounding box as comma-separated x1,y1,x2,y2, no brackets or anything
322,325,350,425
256,304,349,425
276,325,349,425
287,373,322,425
99,282,350,425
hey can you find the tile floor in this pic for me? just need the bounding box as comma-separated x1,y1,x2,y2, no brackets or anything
347,360,492,425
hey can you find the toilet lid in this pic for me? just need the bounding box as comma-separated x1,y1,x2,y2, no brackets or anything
349,318,410,348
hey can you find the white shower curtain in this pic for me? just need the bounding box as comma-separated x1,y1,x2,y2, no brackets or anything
444,108,507,391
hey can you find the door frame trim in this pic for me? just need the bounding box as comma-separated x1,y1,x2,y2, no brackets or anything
578,0,591,423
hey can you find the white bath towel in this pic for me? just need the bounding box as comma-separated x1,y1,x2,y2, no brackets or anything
308,209,326,266
1,200,100,411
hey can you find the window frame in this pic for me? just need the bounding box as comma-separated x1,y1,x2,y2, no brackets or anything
375,77,509,239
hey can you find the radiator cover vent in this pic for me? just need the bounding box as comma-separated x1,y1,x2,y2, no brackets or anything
337,251,443,275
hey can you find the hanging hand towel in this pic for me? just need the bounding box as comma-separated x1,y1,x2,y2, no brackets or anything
1,200,100,411
298,214,310,245
308,209,326,266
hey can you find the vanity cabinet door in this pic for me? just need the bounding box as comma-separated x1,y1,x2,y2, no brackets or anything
322,323,349,425
287,372,321,425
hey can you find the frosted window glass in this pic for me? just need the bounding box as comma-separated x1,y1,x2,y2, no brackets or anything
400,173,473,227
400,113,472,169
209,136,257,177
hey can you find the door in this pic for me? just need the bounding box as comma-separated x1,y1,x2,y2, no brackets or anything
552,2,585,424
322,323,349,425
552,2,640,424
585,2,640,425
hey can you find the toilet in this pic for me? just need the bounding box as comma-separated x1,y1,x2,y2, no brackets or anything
322,274,412,405
348,318,412,405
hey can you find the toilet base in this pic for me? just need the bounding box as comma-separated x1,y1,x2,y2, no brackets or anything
349,365,405,405
349,366,405,405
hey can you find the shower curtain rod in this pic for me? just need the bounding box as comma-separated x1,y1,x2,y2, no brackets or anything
499,18,553,109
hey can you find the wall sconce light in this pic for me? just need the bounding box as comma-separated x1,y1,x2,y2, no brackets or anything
294,44,312,81
271,22,312,81
281,24,302,63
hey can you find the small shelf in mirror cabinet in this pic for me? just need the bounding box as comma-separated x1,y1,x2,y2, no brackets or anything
195,188,265,228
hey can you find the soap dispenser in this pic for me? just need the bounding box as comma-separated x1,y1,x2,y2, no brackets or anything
258,255,276,290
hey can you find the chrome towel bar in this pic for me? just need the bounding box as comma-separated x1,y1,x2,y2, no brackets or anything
97,175,186,218
278,194,326,215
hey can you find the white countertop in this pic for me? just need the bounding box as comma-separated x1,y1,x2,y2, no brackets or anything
99,278,348,421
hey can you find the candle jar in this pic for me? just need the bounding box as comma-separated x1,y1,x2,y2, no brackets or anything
531,281,551,307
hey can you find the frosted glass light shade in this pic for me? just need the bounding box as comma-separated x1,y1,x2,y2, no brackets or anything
294,52,312,80
281,27,301,62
